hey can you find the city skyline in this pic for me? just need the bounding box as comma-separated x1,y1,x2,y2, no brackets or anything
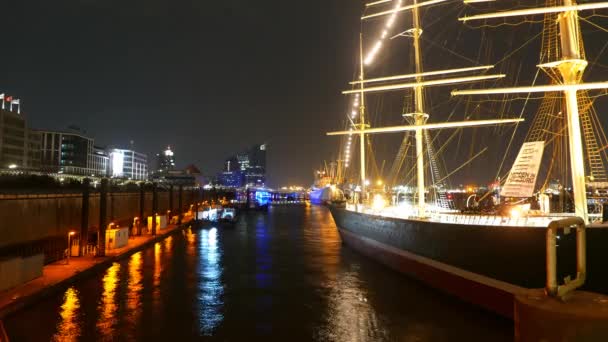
0,0,359,187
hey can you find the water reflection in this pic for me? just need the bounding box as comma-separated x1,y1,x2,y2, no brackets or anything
255,217,272,289
254,214,274,335
96,262,120,338
5,207,512,341
196,227,224,335
52,287,81,342
127,252,143,326
154,242,162,289
320,270,387,341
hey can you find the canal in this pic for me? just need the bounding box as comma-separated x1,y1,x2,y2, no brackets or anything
5,205,512,341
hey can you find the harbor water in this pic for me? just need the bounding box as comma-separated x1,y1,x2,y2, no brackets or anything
5,205,512,341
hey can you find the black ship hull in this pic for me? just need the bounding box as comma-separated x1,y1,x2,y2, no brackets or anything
329,205,608,317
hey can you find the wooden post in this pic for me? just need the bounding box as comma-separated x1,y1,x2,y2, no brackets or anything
152,183,158,236
178,185,183,225
169,184,174,222
79,178,90,257
98,178,108,257
139,182,145,236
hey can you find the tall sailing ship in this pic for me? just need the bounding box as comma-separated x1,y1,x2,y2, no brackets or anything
327,0,608,317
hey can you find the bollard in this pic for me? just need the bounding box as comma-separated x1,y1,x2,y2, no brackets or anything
80,178,90,257
98,178,108,257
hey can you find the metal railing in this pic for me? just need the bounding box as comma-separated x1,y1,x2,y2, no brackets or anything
546,217,586,298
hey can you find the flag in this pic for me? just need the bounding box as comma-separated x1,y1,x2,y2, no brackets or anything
9,98,20,113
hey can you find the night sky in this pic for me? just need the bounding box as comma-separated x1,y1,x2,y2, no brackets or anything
2,1,607,187
0,0,360,187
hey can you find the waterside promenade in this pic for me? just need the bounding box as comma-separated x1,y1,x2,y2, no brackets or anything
0,214,194,320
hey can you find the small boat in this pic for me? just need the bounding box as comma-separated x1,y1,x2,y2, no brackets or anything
219,207,237,225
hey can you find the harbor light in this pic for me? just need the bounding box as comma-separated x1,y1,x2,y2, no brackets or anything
8,164,17,169
372,194,387,211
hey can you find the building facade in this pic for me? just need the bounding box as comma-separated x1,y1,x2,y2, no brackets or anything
110,148,148,180
0,109,40,170
155,146,175,175
244,143,266,187
37,129,107,176
91,146,109,177
218,143,266,188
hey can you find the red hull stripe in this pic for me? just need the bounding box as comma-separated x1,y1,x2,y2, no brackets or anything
339,228,529,319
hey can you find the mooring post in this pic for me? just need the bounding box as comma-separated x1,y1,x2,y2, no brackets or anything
152,182,158,236
178,185,183,225
169,184,174,223
139,182,145,236
98,178,108,257
80,178,90,257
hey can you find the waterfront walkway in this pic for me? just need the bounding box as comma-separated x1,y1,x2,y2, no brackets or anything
0,217,193,320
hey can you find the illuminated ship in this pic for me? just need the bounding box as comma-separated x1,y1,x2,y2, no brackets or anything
309,162,341,205
327,0,608,317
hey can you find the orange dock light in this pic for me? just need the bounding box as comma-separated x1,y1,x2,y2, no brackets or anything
67,231,76,264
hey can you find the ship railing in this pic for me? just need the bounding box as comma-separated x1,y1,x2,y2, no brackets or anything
345,203,580,227
546,217,586,298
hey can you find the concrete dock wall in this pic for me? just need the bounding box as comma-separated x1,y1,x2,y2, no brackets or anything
0,186,210,262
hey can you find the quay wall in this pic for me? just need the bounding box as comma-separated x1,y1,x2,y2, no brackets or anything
0,187,231,263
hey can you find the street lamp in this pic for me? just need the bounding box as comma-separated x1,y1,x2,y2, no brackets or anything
67,231,75,264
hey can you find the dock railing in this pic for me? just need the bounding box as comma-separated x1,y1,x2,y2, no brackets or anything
546,217,586,298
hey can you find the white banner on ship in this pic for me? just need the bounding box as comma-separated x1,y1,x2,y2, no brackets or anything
500,141,545,198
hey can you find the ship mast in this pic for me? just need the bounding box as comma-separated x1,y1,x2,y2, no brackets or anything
328,0,525,218
359,34,368,200
455,0,608,223
411,0,427,217
558,0,588,222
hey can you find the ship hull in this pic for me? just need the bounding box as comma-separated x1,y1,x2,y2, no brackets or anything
329,206,608,316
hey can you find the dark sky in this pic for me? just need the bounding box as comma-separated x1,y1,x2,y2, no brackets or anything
2,1,607,188
0,0,361,187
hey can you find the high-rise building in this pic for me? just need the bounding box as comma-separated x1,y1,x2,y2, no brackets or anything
217,143,266,188
109,148,148,180
155,146,175,174
244,143,266,187
0,108,40,170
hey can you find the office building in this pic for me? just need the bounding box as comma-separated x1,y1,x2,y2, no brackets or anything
217,143,266,188
110,148,148,180
155,146,176,175
0,108,41,170
38,128,108,176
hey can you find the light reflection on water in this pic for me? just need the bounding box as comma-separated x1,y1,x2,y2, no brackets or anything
52,287,81,342
6,206,512,341
127,252,143,326
196,227,224,335
96,262,120,339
